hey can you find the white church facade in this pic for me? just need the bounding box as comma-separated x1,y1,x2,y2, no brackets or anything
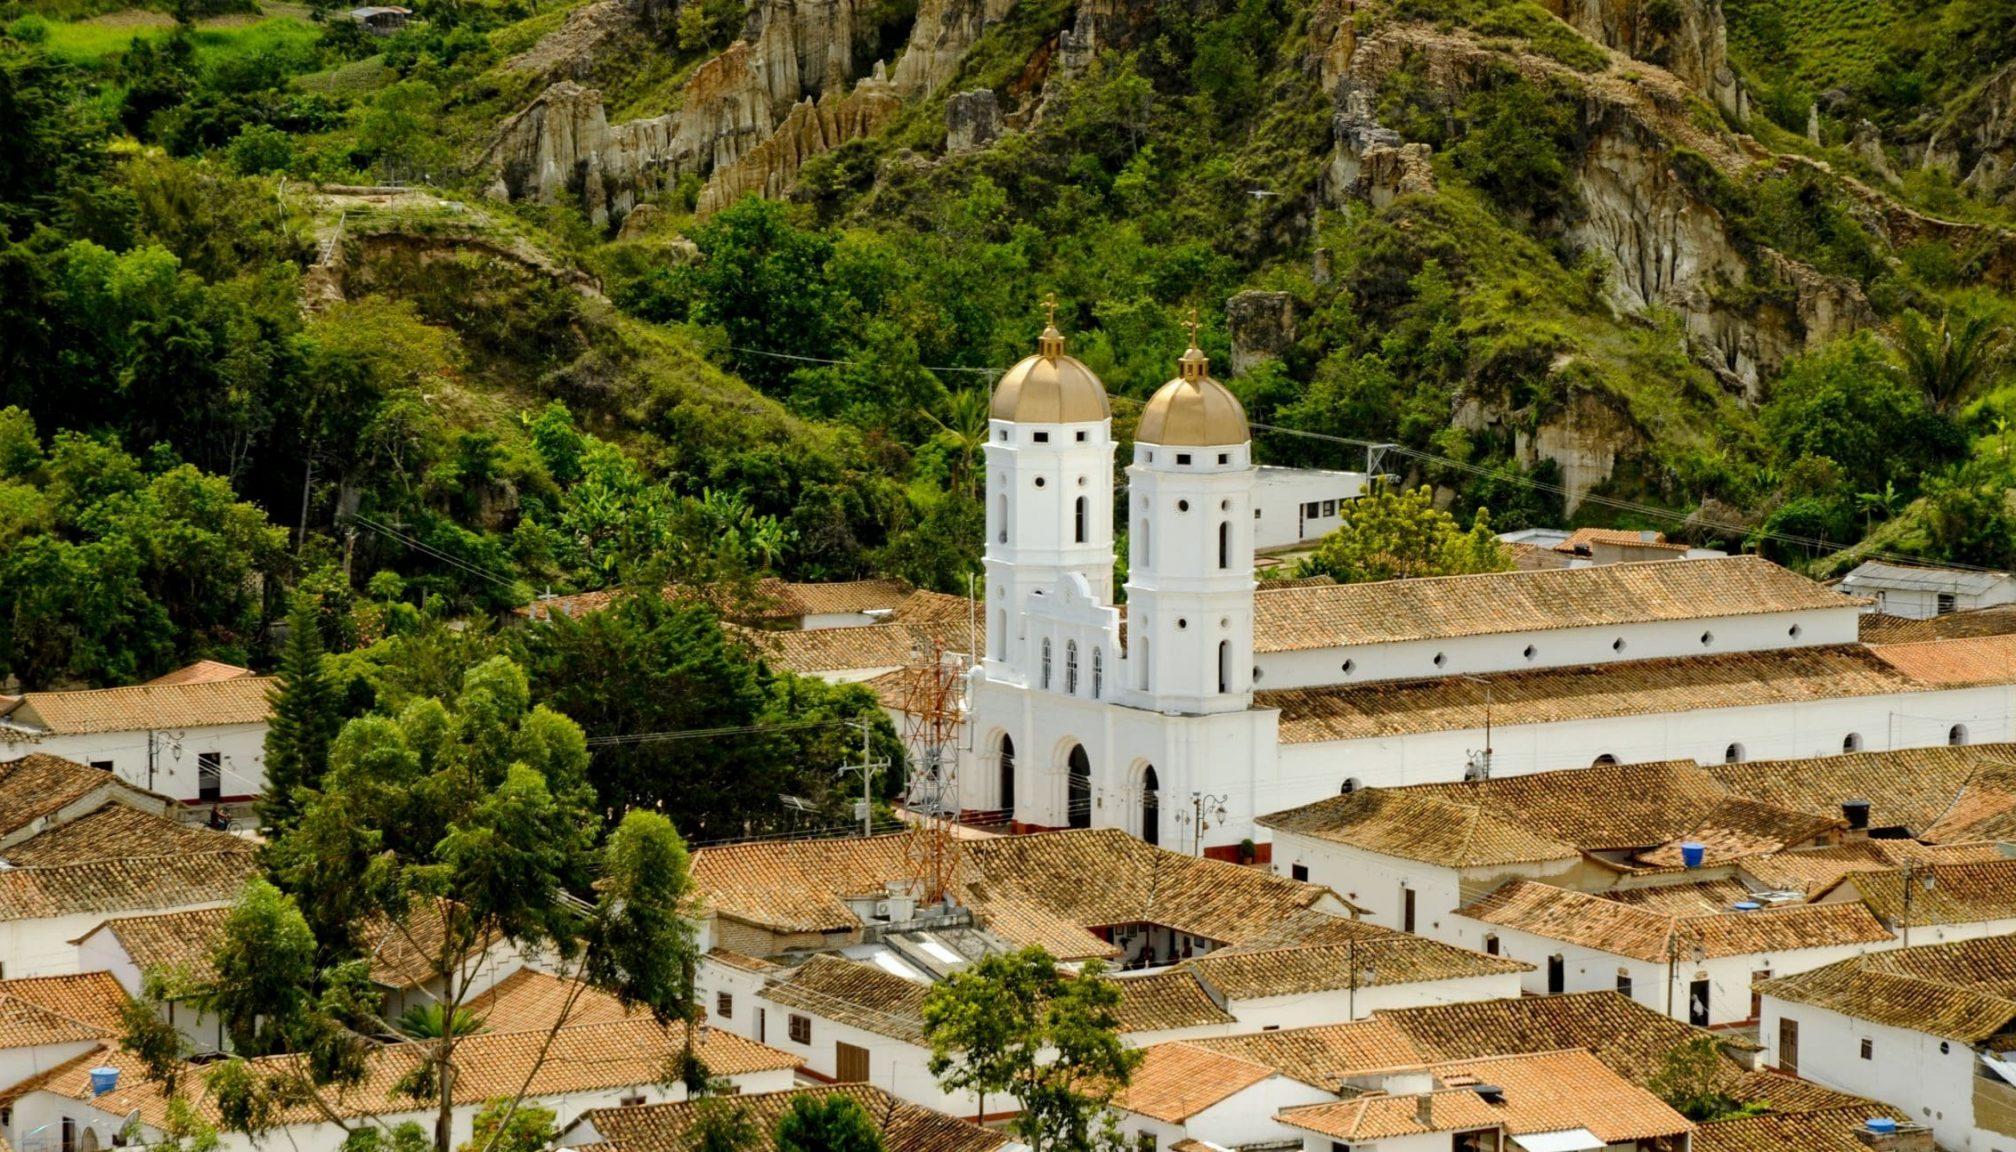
958,321,2016,859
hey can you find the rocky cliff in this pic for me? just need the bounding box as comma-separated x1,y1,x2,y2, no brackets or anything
1540,0,1746,118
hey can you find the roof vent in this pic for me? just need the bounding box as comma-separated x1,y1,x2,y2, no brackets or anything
1680,842,1706,869
1733,901,1761,912
1843,799,1872,831
1473,1083,1505,1104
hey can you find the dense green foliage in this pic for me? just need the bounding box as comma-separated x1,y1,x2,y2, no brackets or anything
774,1094,890,1152
1296,483,1515,583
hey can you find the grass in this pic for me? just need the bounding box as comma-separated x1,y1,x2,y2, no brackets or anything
33,5,321,64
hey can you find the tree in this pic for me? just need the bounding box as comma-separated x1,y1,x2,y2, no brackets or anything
459,1099,555,1152
774,1093,888,1152
1760,332,1964,497
1884,305,2011,414
923,948,1140,1152
1648,1036,1767,1122
260,592,343,834
690,1097,759,1152
1294,483,1514,584
198,658,700,1152
688,197,836,391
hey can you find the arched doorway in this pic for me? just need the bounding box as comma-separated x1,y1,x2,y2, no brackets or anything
1067,745,1092,829
1140,765,1159,845
999,734,1016,814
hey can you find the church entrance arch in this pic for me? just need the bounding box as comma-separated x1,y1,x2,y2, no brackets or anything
1066,744,1092,829
1140,765,1160,845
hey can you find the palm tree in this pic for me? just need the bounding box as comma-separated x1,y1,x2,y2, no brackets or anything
1884,306,2012,414
923,389,991,501
396,1003,487,1040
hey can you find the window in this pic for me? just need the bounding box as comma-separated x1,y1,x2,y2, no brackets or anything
1217,453,1229,465
1041,639,1053,690
1217,641,1231,694
1340,777,1361,794
1700,631,1714,646
1033,431,1049,443
1076,430,1088,442
997,495,1008,544
1938,592,1957,615
1341,659,1356,675
198,752,222,802
1176,453,1192,465
1778,1018,1800,1076
1547,955,1565,994
1218,521,1230,569
1522,645,1536,661
1291,864,1309,882
1177,499,1190,512
89,760,114,772
63,1116,76,1152
836,1041,870,1083
1725,743,1745,764
1592,753,1619,767
1484,934,1500,956
999,735,1016,812
1322,500,1337,516
1065,641,1080,695
1612,637,1627,653
1402,887,1417,934
1433,652,1447,668
1303,501,1319,519
1789,624,1803,638
788,1014,811,1044
1689,977,1710,1027
1074,496,1088,544
1616,969,1633,998
1843,732,1864,753
715,992,733,1020
1254,508,1262,519
1033,476,1046,488
1951,724,1970,746
619,1093,647,1107
1860,1038,1873,1060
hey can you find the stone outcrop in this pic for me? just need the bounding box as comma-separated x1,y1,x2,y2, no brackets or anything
888,0,1016,96
946,89,1001,152
1226,291,1296,374
1514,388,1645,513
697,76,901,213
1539,0,1745,118
1324,90,1434,208
504,0,633,82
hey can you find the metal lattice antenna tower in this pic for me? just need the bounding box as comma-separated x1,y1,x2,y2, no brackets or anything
899,639,969,904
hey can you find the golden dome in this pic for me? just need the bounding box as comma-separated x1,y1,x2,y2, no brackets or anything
991,319,1110,424
1135,341,1250,446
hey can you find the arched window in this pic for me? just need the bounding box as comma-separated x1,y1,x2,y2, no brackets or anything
1091,648,1104,699
1218,521,1230,569
997,495,1008,544
1950,724,1970,747
1067,745,1092,830
1340,777,1362,794
1065,640,1079,695
1725,743,1745,764
1843,732,1863,753
1041,639,1053,690
1140,765,1159,846
1592,753,1619,767
999,735,1016,814
1217,640,1231,694
1074,496,1088,544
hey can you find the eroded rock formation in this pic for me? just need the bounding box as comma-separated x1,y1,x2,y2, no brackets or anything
1226,291,1296,374
697,77,902,213
1540,0,1746,118
946,89,1001,152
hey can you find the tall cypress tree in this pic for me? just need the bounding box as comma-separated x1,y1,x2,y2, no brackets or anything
258,593,338,834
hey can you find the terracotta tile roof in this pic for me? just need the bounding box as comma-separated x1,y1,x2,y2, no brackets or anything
1696,1107,1917,1152
576,1085,1007,1152
10,1022,796,1131
760,955,930,1043
0,973,128,1047
1250,555,1860,653
1185,935,1527,999
1110,970,1235,1033
1861,604,2016,644
79,907,230,988
1184,1019,1426,1088
1,805,241,868
1869,633,2016,684
1832,859,2016,927
690,828,1331,951
1258,789,1580,868
1261,645,1920,743
1737,840,2004,896
704,948,785,974
1724,1070,1893,1115
1708,744,2016,836
0,851,254,921
732,623,928,675
4,677,274,734
1458,880,1892,962
465,968,649,1033
1757,935,2016,1041
1552,527,1685,554
1111,1043,1275,1122
0,754,171,840
144,661,253,686
1374,992,1755,1089
1632,797,1844,869
1279,1050,1691,1143
1600,878,1762,916
360,899,489,989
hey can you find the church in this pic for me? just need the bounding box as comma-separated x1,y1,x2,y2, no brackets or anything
958,317,2016,860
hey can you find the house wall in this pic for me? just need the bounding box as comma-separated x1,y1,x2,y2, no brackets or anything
1445,916,1896,1027
0,1040,97,1098
3,905,230,980
1263,685,2015,800
1111,1076,1338,1152
11,723,269,805
1264,837,1600,941
1252,467,1368,553
749,998,986,1120
1252,606,1859,691
693,955,776,1042
1221,971,1523,1029
73,928,227,1053
1759,995,1975,1151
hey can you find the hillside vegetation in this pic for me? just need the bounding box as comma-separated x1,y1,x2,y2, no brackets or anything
1,0,2014,685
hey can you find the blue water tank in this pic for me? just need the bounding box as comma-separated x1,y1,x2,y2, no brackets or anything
1733,900,1761,911
1866,1118,1899,1135
1680,842,1706,868
89,1066,119,1096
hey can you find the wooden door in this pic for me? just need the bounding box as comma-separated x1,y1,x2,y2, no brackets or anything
835,1041,870,1083
1778,1017,1800,1076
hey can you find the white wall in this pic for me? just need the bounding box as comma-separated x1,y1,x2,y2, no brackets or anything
750,998,988,1120
1252,468,1368,554
1759,995,1975,1151
73,927,227,1054
1,907,209,980
17,723,269,805
693,955,775,1042
1218,971,1522,1029
1254,606,1860,691
1112,1075,1337,1152
0,1040,98,1101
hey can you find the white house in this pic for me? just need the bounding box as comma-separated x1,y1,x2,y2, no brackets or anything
1251,466,1368,552
0,754,173,854
1107,1042,1338,1152
1757,935,2016,1152
1449,880,1897,1027
1810,860,2016,948
0,832,253,978
1181,937,1528,1027
0,1018,798,1152
0,973,127,1099
557,1085,1015,1152
0,673,272,806
1842,561,2016,620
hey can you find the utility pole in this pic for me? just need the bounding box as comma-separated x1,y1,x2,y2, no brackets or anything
837,718,889,837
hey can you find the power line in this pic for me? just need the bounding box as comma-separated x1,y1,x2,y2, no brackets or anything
583,718,853,747
342,512,525,590
727,346,1003,375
